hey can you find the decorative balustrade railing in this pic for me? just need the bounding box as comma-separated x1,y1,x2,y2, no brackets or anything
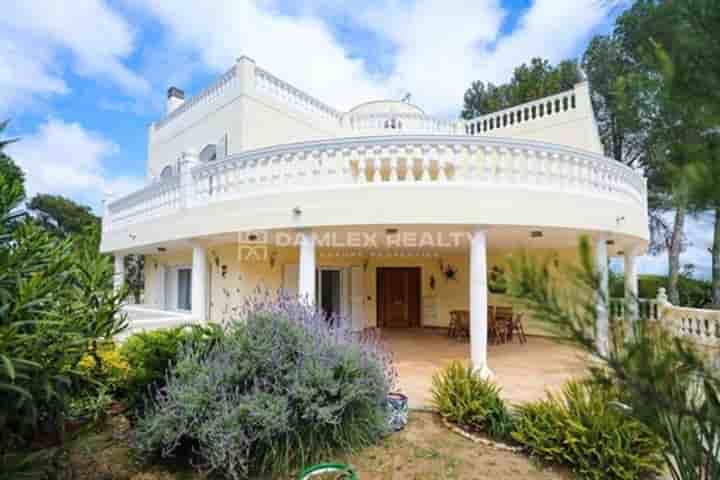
150,58,585,137
105,135,647,231
345,112,462,135
610,297,661,322
464,88,578,136
610,290,720,349
105,176,181,231
254,66,343,123
154,67,239,131
662,305,720,348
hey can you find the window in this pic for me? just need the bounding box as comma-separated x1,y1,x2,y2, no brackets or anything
384,118,402,130
177,268,192,311
200,144,217,163
160,165,174,178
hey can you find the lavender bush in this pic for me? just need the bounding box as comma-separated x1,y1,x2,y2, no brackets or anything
135,290,397,479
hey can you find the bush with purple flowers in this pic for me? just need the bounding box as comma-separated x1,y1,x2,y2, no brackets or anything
134,291,397,479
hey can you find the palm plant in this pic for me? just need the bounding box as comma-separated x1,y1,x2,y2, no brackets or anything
0,119,18,151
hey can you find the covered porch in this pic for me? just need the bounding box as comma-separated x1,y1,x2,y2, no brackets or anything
383,328,587,408
114,223,644,404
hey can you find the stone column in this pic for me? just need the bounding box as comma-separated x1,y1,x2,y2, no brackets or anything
298,230,316,304
470,228,491,378
624,245,640,322
192,246,209,322
595,235,610,356
113,254,125,294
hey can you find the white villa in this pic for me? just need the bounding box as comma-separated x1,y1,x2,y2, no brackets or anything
101,56,653,382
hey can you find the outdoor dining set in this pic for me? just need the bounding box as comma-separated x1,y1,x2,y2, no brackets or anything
448,306,527,344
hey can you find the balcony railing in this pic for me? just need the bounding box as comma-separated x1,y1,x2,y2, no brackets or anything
105,135,647,232
464,89,579,136
611,290,720,349
150,56,587,138
345,112,462,135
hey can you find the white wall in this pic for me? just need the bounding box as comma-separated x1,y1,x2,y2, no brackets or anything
145,243,580,337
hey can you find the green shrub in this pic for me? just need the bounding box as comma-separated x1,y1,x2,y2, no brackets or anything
134,293,396,479
118,324,222,414
431,361,514,441
512,380,664,480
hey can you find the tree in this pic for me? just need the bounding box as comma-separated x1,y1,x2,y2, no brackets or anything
582,35,648,168
648,0,720,308
0,120,23,208
461,58,581,119
27,194,99,236
0,142,127,471
508,239,720,479
687,138,720,307
614,0,719,305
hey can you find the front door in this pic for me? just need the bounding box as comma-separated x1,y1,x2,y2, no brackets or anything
377,267,421,328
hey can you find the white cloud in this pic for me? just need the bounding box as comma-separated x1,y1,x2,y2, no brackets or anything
0,0,147,112
126,0,624,115
361,0,506,114
0,35,68,113
362,0,628,114
6,118,143,212
125,0,388,111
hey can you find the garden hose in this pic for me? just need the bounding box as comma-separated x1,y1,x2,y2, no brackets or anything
298,463,358,479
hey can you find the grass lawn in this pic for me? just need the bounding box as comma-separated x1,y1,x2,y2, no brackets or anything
66,411,569,480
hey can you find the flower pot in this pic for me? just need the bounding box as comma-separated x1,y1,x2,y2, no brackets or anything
387,392,408,431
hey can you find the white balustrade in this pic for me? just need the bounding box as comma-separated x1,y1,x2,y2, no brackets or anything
105,136,648,231
254,67,342,123
662,305,720,348
154,67,239,131
464,88,578,136
106,176,181,230
612,290,720,349
610,298,661,323
346,112,461,135
149,59,594,153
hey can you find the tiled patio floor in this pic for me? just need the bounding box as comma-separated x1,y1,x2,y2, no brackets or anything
382,328,588,409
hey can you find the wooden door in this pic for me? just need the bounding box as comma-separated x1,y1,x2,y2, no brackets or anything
377,267,421,327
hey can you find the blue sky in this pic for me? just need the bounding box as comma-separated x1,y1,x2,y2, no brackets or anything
0,0,712,278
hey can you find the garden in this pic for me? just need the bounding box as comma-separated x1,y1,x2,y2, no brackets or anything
2,153,719,480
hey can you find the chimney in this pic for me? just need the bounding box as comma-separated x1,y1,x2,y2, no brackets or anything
166,86,185,114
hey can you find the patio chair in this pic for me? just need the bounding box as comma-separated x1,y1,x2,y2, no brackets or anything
488,306,508,344
494,306,513,343
509,312,528,344
448,310,458,338
454,310,470,341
